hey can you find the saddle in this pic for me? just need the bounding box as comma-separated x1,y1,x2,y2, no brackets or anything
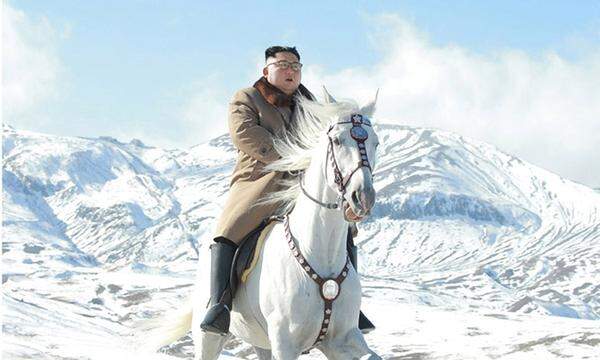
229,216,282,298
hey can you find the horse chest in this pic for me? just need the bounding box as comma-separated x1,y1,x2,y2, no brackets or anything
273,265,362,346
233,225,363,350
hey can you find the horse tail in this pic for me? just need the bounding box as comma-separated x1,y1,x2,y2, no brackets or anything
133,298,194,351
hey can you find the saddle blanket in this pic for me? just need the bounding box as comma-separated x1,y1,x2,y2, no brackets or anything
230,217,279,296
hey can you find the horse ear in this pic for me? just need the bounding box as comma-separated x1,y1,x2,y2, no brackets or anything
360,89,379,118
322,86,337,103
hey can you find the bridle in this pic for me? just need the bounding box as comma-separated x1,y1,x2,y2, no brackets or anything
298,113,374,210
285,113,374,349
285,113,374,348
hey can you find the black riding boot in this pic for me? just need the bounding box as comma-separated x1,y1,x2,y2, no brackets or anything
200,238,237,335
347,229,376,334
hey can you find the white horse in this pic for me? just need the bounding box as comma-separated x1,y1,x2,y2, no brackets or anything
140,88,381,360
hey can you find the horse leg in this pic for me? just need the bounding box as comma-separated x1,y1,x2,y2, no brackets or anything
253,346,272,360
321,328,381,360
193,331,230,360
270,345,301,360
267,326,302,360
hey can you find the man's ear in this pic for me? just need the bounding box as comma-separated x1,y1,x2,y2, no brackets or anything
262,67,268,77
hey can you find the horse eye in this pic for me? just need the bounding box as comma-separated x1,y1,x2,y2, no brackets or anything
333,137,341,146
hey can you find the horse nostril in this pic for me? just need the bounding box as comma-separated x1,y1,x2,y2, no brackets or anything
360,187,375,211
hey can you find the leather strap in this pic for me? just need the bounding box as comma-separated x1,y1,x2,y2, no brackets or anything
301,113,373,212
299,172,340,209
326,114,373,195
284,215,351,347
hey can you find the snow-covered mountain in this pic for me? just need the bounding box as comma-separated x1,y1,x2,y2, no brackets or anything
362,125,599,319
3,123,599,359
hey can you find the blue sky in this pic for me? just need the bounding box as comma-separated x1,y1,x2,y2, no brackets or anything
3,1,600,186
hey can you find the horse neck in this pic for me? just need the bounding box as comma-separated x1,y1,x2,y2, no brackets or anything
288,148,349,277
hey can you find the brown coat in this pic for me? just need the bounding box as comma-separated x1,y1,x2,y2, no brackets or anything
214,78,314,244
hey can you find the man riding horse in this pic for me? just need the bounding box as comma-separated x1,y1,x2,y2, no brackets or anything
200,46,375,335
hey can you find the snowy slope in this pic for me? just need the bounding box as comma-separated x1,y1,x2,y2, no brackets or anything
3,123,599,359
362,125,600,319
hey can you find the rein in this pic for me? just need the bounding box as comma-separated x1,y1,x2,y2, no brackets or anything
299,173,339,209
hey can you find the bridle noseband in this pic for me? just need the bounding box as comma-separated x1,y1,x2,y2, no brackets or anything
298,113,374,210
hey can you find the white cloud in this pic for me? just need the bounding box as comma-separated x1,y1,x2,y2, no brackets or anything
101,78,230,151
302,15,600,187
2,3,63,121
179,78,229,147
169,66,262,150
3,7,598,187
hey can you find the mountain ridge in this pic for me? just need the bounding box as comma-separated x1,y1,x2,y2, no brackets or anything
3,122,599,359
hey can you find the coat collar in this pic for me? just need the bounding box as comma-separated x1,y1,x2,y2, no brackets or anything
253,77,315,108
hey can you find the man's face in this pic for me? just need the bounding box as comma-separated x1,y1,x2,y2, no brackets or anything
263,51,302,96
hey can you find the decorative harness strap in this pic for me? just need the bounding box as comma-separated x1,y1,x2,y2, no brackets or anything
283,215,351,347
327,113,373,195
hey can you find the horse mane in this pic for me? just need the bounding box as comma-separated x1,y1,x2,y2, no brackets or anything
257,95,360,215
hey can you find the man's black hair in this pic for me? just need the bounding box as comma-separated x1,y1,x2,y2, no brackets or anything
265,46,300,61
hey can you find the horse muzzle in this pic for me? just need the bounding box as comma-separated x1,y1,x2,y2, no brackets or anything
344,187,375,222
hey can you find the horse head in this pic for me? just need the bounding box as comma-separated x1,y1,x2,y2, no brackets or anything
322,87,379,223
